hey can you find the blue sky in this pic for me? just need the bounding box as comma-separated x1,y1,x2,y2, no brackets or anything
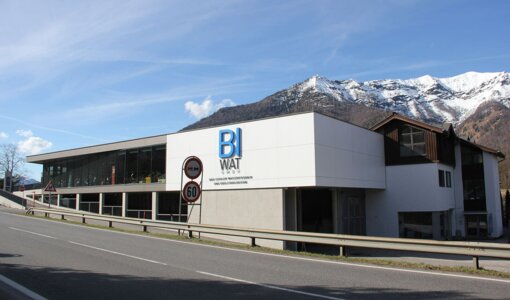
1,0,509,179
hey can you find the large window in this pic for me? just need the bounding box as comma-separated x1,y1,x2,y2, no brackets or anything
461,145,486,211
41,145,166,188
399,125,426,157
399,211,451,240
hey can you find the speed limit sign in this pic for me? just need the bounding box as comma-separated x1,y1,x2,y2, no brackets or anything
182,181,201,203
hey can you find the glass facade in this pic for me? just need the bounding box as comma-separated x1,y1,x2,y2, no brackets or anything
41,145,166,188
398,211,451,240
461,145,486,211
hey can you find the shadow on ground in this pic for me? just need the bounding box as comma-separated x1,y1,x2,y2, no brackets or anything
0,258,478,300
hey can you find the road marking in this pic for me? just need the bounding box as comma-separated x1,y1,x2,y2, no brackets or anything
68,241,168,266
9,227,57,239
7,211,510,284
197,271,345,300
0,274,48,300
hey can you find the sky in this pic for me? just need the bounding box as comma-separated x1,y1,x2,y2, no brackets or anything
1,0,509,179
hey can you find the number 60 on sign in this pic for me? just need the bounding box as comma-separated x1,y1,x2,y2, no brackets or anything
182,181,201,203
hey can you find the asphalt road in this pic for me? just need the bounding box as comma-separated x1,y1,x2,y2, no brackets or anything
0,208,509,300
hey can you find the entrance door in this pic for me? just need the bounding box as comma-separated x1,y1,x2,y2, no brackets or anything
299,189,333,233
465,214,488,239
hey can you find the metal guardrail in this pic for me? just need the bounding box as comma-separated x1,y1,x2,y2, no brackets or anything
26,207,510,270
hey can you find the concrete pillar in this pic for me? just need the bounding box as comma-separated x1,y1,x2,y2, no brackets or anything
76,194,80,211
332,188,340,234
432,212,442,240
99,193,104,215
152,192,157,221
122,193,127,217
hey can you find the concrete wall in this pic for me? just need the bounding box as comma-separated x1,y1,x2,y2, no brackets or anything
313,114,386,189
366,163,455,237
187,188,284,248
0,196,25,209
483,152,504,238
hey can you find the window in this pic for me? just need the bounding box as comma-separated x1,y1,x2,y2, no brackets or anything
438,170,445,187
399,125,426,157
445,171,451,187
438,169,452,188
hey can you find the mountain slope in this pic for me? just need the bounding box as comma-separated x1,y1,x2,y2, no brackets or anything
182,71,510,187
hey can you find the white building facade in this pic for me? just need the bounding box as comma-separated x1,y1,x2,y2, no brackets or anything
27,112,504,249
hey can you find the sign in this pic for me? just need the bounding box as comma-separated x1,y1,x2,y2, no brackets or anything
182,181,201,203
44,181,57,192
19,185,25,192
219,128,241,158
184,157,203,179
219,128,242,174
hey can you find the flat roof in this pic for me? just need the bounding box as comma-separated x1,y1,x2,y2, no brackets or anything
27,134,167,163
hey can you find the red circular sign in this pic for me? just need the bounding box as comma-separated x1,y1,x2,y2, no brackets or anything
184,157,203,179
182,181,201,203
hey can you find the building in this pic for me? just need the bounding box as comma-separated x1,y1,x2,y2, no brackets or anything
26,112,505,249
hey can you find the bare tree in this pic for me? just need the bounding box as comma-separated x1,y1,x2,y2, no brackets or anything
0,144,26,191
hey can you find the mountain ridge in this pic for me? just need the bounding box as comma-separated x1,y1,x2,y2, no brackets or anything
182,71,510,187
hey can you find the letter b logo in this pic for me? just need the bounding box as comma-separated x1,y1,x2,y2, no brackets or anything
219,128,241,158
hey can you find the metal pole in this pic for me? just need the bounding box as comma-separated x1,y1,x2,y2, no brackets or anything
179,159,186,224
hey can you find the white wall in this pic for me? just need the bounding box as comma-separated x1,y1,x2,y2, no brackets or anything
483,152,504,238
366,163,455,237
167,112,386,191
187,188,284,248
313,114,386,189
167,113,317,191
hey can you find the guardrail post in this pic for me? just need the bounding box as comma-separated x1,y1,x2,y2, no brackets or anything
109,221,113,228
82,217,86,224
473,256,480,270
251,237,256,247
61,214,65,220
143,225,148,232
339,246,347,257
45,212,48,218
188,230,193,238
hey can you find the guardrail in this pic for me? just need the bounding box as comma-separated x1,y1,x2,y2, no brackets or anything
26,207,510,270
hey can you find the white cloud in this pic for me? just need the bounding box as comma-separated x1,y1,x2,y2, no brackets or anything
0,132,7,139
16,129,52,155
16,129,34,138
184,96,236,119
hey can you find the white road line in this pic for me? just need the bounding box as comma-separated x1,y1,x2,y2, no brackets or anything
9,227,57,239
0,274,48,300
197,271,345,300
7,211,510,284
68,241,168,266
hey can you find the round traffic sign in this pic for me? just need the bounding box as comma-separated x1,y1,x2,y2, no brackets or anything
184,157,203,179
182,181,201,203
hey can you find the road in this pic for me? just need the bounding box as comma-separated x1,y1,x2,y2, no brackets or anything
0,208,509,299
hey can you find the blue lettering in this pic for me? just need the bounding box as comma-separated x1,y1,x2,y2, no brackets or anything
219,128,242,158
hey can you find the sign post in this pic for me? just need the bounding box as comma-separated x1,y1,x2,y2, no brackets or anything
44,180,57,208
179,156,203,226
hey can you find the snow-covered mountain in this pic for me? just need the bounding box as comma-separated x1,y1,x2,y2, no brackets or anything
183,71,510,187
290,71,510,125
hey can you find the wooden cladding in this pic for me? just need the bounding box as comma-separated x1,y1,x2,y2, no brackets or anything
379,120,455,166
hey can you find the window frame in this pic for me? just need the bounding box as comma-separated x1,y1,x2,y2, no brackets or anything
399,125,426,157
